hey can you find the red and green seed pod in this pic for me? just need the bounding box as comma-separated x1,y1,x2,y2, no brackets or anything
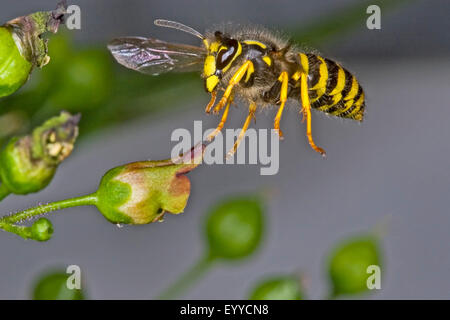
95,144,205,225
328,235,382,297
0,111,80,195
0,3,66,98
249,275,304,300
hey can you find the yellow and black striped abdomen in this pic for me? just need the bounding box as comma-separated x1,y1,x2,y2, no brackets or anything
298,53,365,121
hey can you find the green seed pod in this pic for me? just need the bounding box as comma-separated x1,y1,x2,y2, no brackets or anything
206,196,264,260
32,270,85,300
95,144,205,225
30,218,53,242
249,275,304,300
328,235,382,297
0,111,80,194
0,3,66,98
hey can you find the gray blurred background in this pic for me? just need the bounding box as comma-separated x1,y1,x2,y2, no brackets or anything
0,0,449,299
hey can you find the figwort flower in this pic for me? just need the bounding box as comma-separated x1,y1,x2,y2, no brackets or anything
0,144,205,241
96,144,205,224
0,111,80,195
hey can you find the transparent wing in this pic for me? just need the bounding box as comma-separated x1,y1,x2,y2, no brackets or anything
108,37,205,75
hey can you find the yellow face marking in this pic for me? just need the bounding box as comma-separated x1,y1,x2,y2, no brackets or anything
206,75,219,92
329,66,346,95
203,55,216,77
310,56,328,90
262,56,272,66
209,41,220,53
243,40,267,49
344,77,359,101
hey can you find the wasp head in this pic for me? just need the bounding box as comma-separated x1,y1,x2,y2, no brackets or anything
203,31,242,92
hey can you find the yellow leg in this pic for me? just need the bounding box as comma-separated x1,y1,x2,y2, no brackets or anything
273,71,289,139
207,95,233,141
226,102,257,158
213,61,254,114
205,90,217,113
300,73,326,157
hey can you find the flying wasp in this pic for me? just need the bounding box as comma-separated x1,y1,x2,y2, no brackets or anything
108,20,366,157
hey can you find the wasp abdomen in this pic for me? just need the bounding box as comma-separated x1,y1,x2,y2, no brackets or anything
299,53,365,121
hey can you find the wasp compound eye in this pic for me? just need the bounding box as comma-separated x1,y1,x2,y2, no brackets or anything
216,39,238,70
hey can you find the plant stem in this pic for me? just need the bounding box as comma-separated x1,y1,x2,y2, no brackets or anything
0,193,98,224
157,255,214,300
0,222,30,239
0,184,11,202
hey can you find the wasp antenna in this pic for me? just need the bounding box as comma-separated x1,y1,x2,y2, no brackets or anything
154,19,205,40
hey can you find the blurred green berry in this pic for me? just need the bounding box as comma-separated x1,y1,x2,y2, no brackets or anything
206,196,264,260
30,218,53,241
249,275,303,300
328,235,381,297
32,271,84,300
46,49,114,112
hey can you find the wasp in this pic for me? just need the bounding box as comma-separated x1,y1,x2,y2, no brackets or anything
108,20,365,157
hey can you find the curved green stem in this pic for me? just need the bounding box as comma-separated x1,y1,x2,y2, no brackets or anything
157,255,214,300
0,183,11,202
0,193,98,224
0,221,31,239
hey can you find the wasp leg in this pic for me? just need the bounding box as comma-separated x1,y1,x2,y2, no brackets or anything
213,61,254,114
299,72,326,157
273,71,289,139
226,102,257,158
207,94,234,141
205,90,217,113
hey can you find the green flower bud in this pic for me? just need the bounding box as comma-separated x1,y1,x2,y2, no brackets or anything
206,196,264,260
0,2,66,98
249,275,304,300
0,111,80,194
95,144,205,225
30,218,53,242
32,270,85,300
328,235,382,297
